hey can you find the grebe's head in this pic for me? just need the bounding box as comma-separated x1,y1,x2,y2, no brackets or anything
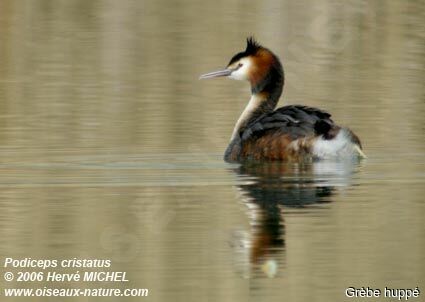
200,37,283,92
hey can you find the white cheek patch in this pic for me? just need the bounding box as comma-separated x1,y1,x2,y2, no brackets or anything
229,58,252,81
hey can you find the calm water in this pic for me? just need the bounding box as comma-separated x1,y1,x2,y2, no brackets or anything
0,1,424,301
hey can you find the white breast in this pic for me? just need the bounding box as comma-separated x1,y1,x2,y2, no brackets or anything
230,94,264,141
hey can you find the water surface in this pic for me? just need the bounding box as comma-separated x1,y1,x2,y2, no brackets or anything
0,1,424,301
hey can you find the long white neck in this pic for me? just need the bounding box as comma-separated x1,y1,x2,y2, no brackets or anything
231,93,268,141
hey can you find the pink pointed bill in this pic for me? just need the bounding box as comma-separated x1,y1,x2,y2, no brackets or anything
199,69,232,79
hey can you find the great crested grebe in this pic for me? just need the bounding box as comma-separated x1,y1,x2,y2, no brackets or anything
200,37,365,162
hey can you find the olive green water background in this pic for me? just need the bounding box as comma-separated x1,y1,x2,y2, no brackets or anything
0,1,424,301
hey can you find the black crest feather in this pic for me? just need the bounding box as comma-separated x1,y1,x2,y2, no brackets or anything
245,37,262,55
227,36,263,66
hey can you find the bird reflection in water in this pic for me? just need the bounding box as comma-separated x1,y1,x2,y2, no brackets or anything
230,160,360,278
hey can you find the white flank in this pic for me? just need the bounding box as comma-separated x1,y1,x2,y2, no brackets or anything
313,129,363,159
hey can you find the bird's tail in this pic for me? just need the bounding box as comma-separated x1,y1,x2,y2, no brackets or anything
354,145,367,159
